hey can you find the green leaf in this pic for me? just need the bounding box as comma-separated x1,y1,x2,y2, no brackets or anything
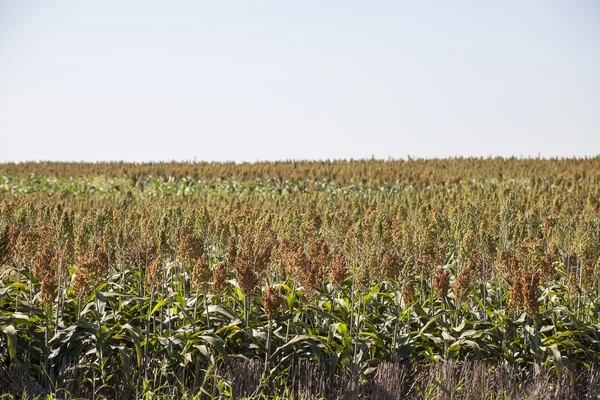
95,290,107,315
459,330,478,339
549,344,563,378
358,331,380,341
463,340,482,358
121,324,142,368
419,313,444,335
9,282,27,290
215,324,241,334
337,323,349,337
2,325,17,362
150,300,167,316
198,334,228,359
208,305,236,320
452,322,466,332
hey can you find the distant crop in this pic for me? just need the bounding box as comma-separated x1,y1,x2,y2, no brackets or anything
0,159,600,399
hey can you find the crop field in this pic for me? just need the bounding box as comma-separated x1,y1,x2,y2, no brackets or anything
1,158,600,399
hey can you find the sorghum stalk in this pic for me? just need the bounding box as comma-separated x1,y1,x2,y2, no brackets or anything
243,294,248,329
44,304,50,385
265,319,272,372
285,280,295,342
392,310,398,359
578,260,583,319
15,261,20,313
430,273,434,316
145,291,153,384
95,291,105,387
193,292,199,333
28,261,34,311
163,265,171,339
137,251,142,296
205,289,210,328
262,286,280,371
327,287,335,346
349,261,355,337
54,255,62,335
483,261,488,321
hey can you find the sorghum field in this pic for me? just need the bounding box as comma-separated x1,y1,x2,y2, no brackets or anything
1,158,600,399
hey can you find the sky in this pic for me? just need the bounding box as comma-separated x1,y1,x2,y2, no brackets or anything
0,1,599,162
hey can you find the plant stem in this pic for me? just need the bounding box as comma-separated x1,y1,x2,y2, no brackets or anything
265,319,272,372
205,289,210,328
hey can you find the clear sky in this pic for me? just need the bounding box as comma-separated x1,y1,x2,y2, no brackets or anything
1,1,599,162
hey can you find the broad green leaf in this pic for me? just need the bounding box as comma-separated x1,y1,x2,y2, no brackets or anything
2,325,16,362
150,300,167,316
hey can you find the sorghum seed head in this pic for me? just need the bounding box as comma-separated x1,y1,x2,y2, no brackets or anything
433,266,450,299
330,253,347,290
40,273,57,305
262,286,281,321
402,276,415,306
177,233,203,267
211,262,228,295
453,265,472,302
34,247,55,280
521,271,539,318
145,255,164,293
192,255,211,293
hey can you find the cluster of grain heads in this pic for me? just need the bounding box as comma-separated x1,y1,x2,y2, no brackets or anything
433,266,450,300
354,259,369,298
226,235,237,267
454,264,472,303
510,276,525,313
177,233,203,269
539,241,560,283
34,247,55,281
521,271,539,318
144,255,163,294
235,250,259,297
302,259,325,300
40,273,58,306
402,276,416,306
72,245,110,298
211,262,228,298
262,286,281,322
33,246,69,304
262,285,282,369
330,253,347,290
378,251,402,282
235,229,274,291
234,229,274,325
191,254,212,327
285,245,308,284
192,255,211,293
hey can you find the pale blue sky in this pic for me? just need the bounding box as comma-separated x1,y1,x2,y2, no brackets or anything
1,1,599,162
